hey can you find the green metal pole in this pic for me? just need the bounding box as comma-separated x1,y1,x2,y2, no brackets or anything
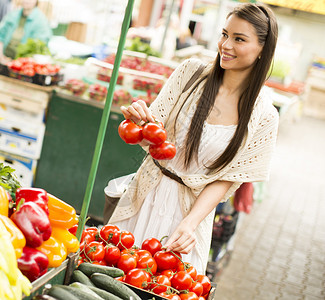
76,0,135,241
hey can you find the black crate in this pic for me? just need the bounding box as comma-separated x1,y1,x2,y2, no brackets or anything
34,72,63,86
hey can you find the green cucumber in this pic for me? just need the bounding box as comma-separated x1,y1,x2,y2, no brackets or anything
87,285,124,300
91,273,141,300
70,269,95,286
46,285,79,300
78,262,124,278
68,282,104,300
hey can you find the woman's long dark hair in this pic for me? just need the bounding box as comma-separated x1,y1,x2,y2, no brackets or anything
180,3,278,172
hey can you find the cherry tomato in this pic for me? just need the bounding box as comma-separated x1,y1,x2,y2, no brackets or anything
104,244,121,266
137,256,157,274
159,292,181,300
149,141,176,160
92,260,107,265
196,275,211,296
190,281,203,297
171,271,193,291
141,237,162,256
118,119,143,144
115,275,126,282
117,253,137,274
84,241,105,262
177,262,197,280
160,269,175,281
125,268,150,289
149,275,171,294
142,122,167,145
179,292,199,300
112,230,135,250
121,248,139,260
154,250,181,271
99,224,119,243
136,249,152,260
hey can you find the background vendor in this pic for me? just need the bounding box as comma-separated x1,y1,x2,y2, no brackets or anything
0,0,52,64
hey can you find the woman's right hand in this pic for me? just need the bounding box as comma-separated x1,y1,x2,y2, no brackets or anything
120,100,155,124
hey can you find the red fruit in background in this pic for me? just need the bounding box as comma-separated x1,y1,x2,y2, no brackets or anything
136,249,152,259
117,253,137,274
154,250,181,271
171,271,193,291
137,255,157,274
104,244,121,266
99,224,119,243
141,237,162,256
149,141,176,160
196,275,211,296
149,275,171,294
160,269,175,281
118,119,143,145
111,230,135,250
84,241,105,262
177,262,197,280
125,268,151,289
190,281,203,297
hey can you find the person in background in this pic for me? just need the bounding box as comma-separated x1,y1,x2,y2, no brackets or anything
109,3,279,275
0,0,12,22
0,0,52,63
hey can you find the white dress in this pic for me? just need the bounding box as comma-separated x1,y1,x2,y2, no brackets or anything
113,105,236,274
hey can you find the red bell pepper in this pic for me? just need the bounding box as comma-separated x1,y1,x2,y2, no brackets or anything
11,201,52,248
17,246,49,282
16,188,49,215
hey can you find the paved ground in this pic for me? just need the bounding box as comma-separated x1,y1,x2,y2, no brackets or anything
214,115,325,299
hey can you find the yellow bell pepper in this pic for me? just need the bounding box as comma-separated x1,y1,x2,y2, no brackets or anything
0,186,9,217
51,226,80,254
0,214,26,259
48,194,79,229
36,236,67,268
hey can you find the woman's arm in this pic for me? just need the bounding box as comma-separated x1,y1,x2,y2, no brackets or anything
164,180,234,254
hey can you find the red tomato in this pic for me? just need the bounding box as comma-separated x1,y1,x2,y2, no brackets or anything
177,262,197,280
142,122,167,145
149,141,176,160
159,292,181,300
179,292,199,300
118,119,143,144
22,68,35,77
171,271,193,291
84,241,105,262
136,249,152,259
190,281,203,297
99,224,119,243
154,251,181,271
141,237,162,256
160,269,175,281
121,248,139,260
149,275,171,294
196,275,211,296
92,260,107,265
117,253,137,274
112,230,135,250
115,275,126,282
125,268,150,289
198,297,205,300
104,244,121,266
137,256,157,274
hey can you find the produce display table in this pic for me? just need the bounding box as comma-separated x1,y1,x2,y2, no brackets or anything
34,90,145,222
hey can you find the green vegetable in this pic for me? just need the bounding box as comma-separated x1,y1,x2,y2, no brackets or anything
87,285,124,300
71,269,95,286
78,262,124,278
0,163,21,201
16,38,51,58
46,285,79,300
126,37,161,57
68,282,104,300
90,273,141,300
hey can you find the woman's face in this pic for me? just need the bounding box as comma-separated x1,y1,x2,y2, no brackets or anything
22,0,38,10
217,15,263,72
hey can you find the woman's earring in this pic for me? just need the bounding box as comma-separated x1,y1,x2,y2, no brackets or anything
258,55,261,59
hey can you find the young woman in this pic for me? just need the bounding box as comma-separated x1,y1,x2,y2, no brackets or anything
109,3,279,274
0,0,52,62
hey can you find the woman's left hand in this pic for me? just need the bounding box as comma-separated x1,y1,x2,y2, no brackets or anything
164,220,196,254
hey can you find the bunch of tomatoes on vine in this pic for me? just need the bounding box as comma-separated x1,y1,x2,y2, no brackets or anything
69,224,212,300
118,117,176,160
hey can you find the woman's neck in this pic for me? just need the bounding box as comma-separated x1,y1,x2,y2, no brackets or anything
222,68,251,96
23,8,34,17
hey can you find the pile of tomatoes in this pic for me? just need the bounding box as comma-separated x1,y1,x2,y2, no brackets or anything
70,224,212,300
118,118,176,160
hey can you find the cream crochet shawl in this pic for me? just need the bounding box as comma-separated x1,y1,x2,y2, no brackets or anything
110,58,279,271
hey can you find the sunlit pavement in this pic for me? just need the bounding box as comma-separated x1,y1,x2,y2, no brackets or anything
215,115,325,300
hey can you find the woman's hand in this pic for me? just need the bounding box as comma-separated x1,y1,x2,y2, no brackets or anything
164,219,196,254
120,100,155,124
